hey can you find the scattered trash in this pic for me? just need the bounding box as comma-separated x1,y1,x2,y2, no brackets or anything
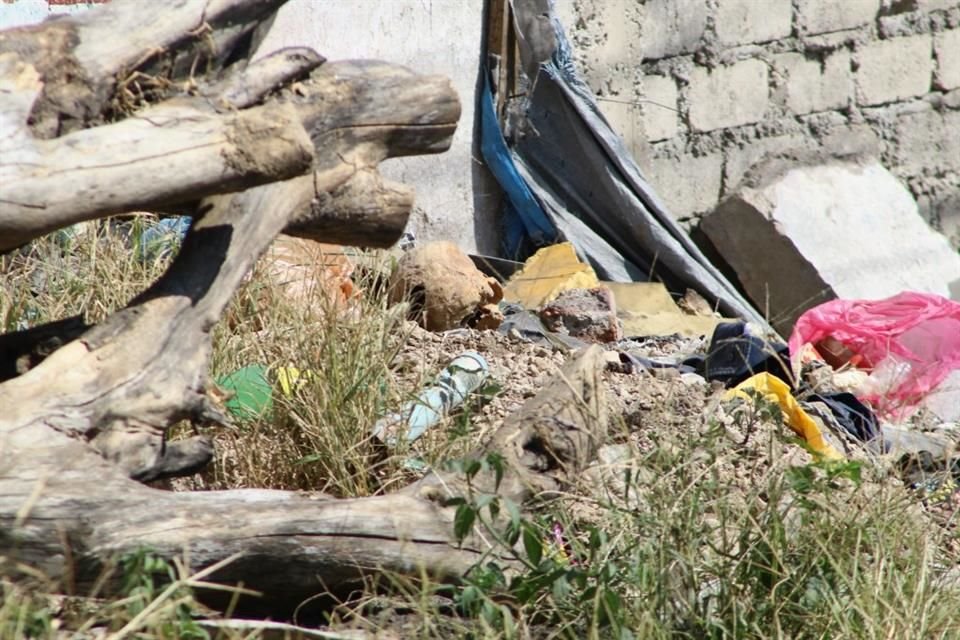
274,366,317,397
604,281,734,338
498,304,588,351
613,351,698,376
389,241,504,331
53,221,94,248
694,322,792,389
398,231,416,251
136,216,191,262
483,8,766,327
603,281,677,314
802,392,881,446
259,235,358,315
619,312,730,340
217,364,273,420
725,373,843,460
372,351,490,447
701,159,960,336
216,364,319,420
789,292,960,419
502,242,599,309
539,286,622,343
881,424,954,461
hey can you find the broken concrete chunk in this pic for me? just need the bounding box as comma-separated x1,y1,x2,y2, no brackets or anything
503,242,599,309
539,286,623,343
389,241,504,331
700,158,960,336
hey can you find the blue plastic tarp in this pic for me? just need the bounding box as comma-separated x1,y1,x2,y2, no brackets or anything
485,0,769,329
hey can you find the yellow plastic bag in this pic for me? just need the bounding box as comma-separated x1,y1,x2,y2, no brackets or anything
724,373,843,460
274,366,316,397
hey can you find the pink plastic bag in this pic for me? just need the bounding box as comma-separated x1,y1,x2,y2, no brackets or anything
789,292,960,417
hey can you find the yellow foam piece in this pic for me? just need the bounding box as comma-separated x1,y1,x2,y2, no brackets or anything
619,311,730,338
603,281,680,315
724,372,843,460
503,242,599,309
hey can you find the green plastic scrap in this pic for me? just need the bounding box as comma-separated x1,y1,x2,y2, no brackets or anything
217,364,273,420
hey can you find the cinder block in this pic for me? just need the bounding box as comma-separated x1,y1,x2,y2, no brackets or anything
778,50,852,114
856,34,932,105
934,29,960,90
572,0,643,92
916,0,960,11
688,59,769,131
797,0,880,34
640,152,722,219
639,0,708,59
892,109,960,176
701,159,960,335
596,99,647,162
819,124,882,158
723,133,815,192
716,0,793,46
641,75,679,141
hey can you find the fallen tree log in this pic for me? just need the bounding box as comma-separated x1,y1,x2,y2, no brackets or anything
0,54,460,479
0,0,289,138
1,346,606,613
0,0,611,618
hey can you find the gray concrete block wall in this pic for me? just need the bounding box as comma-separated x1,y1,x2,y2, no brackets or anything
688,60,770,131
856,35,933,105
558,0,960,240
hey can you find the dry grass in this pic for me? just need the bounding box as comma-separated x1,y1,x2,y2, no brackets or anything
4,221,960,639
192,250,423,497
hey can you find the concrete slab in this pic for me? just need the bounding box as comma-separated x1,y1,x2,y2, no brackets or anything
700,158,960,336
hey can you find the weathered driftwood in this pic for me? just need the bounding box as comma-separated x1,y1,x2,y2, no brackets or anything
0,0,607,616
0,56,459,479
0,0,289,138
1,347,606,612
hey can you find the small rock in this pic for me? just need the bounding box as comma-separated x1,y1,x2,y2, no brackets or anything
389,241,503,332
539,286,623,343
680,372,708,386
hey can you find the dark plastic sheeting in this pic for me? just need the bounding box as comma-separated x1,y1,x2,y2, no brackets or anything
487,0,769,329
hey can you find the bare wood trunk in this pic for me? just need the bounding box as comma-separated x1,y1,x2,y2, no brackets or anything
0,0,609,617
0,347,605,613
0,0,291,138
0,57,459,478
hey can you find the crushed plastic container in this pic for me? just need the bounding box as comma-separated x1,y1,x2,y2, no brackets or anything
372,351,489,448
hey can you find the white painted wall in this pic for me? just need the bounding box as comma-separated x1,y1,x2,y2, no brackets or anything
257,0,498,253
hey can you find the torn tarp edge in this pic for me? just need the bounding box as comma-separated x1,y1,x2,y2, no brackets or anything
478,67,557,257
498,0,773,333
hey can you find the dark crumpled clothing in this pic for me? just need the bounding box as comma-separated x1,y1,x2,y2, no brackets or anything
693,322,884,448
803,391,883,449
688,322,792,388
